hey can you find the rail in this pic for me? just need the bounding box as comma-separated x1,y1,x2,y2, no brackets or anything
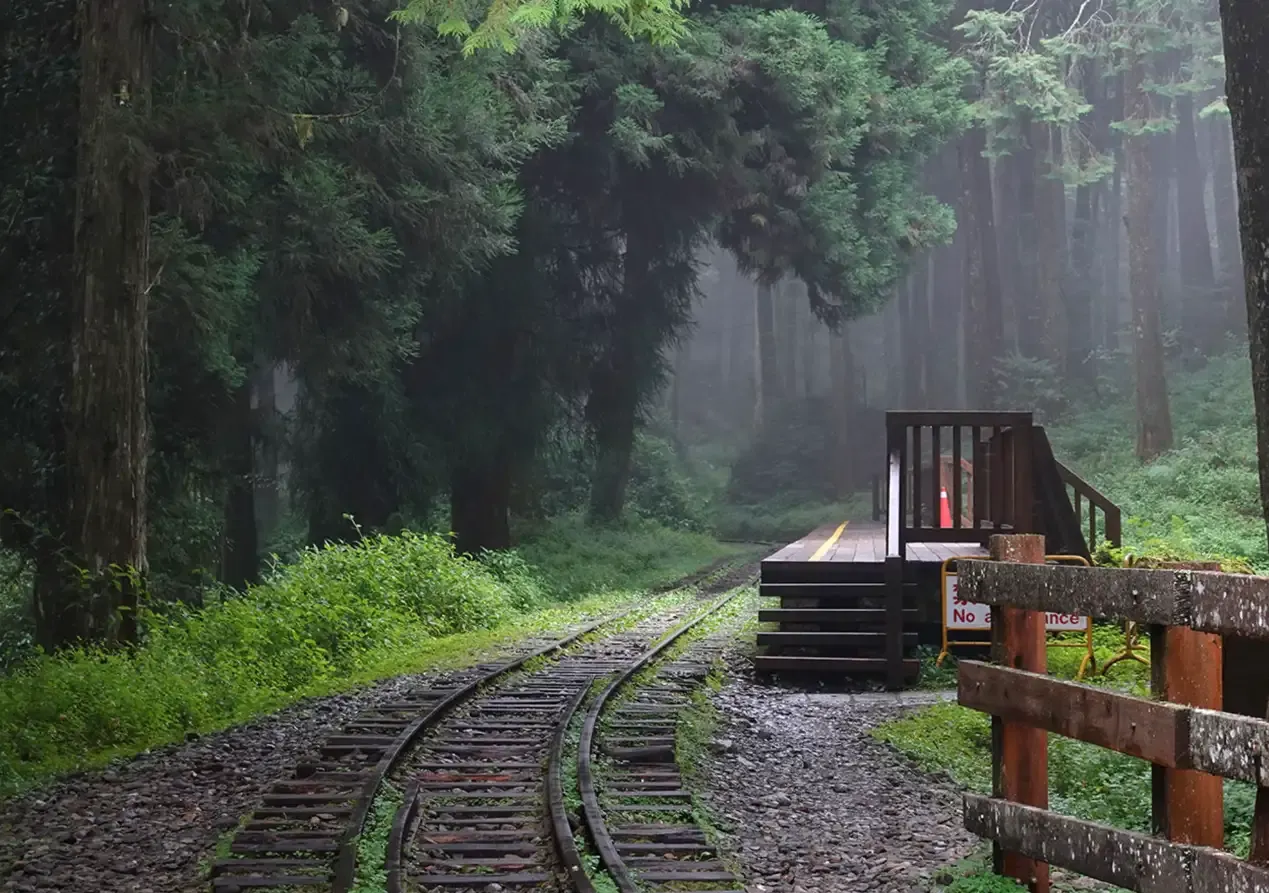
1055,459,1123,551
885,410,1035,554
578,589,743,892
956,554,1269,893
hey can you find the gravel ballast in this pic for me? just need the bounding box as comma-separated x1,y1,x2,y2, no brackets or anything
700,664,975,893
0,670,454,893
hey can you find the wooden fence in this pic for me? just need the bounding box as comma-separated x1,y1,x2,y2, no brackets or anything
956,535,1269,893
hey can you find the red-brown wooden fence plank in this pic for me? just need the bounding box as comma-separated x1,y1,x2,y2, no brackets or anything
1152,561,1224,848
988,534,1049,893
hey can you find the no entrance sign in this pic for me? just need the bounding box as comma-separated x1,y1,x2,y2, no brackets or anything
943,573,1088,632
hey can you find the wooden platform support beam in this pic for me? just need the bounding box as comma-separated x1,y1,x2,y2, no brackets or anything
988,533,1049,893
884,555,904,691
1151,560,1224,848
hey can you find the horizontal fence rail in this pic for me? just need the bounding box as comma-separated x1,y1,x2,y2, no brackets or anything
958,561,1269,639
957,544,1269,893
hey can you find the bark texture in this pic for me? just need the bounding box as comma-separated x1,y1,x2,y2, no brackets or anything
68,0,154,644
1124,58,1173,461
1219,0,1269,549
960,127,1005,406
754,280,780,428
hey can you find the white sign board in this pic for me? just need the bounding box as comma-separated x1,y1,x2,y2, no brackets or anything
944,574,1088,632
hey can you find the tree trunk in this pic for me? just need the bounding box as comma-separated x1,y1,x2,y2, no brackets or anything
1107,144,1125,351
754,279,780,428
222,377,258,590
995,152,1022,352
67,0,154,644
670,340,687,457
777,278,797,399
1015,121,1041,358
1125,58,1174,461
1071,174,1095,379
903,263,931,407
254,364,281,544
1208,109,1243,326
828,326,854,497
1219,0,1269,549
1036,123,1067,374
960,127,1005,407
451,459,512,555
587,378,638,523
1175,91,1219,349
1175,93,1217,292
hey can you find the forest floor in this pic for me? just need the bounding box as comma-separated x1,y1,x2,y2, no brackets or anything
0,581,987,893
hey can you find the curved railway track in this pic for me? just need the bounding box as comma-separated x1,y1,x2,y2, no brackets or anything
578,592,746,893
210,556,757,893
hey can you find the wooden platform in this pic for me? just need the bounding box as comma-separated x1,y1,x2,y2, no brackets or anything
753,521,987,686
764,520,988,566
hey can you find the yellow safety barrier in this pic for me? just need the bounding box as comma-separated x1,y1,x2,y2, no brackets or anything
1100,553,1150,676
936,553,1096,680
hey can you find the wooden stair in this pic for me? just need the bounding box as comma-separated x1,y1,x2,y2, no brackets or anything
752,572,920,679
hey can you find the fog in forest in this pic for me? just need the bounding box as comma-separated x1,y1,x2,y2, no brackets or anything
667,107,1245,512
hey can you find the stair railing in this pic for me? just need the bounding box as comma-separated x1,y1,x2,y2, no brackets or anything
1054,459,1123,552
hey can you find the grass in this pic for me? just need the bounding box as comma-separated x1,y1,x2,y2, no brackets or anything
1049,347,1267,568
710,495,868,543
351,782,404,893
0,521,741,797
514,514,749,595
878,621,1255,877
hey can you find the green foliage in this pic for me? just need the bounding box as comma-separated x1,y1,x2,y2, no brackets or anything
1050,348,1268,568
351,782,404,893
944,871,1027,893
992,351,1068,421
624,435,712,532
513,514,744,597
725,397,849,503
712,497,865,543
0,528,726,793
392,0,689,55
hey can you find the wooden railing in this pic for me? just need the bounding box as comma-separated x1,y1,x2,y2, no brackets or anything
885,411,1036,557
1056,459,1123,552
957,550,1269,893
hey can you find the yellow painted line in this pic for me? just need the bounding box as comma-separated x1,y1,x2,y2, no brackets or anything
809,521,848,561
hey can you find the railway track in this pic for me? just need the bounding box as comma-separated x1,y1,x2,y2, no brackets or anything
209,557,756,893
579,593,746,893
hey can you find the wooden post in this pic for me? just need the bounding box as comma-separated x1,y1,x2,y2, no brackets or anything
1150,561,1224,847
1252,697,1269,866
884,555,905,692
989,533,1049,893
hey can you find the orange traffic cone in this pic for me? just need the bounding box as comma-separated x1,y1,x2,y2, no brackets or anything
939,487,953,528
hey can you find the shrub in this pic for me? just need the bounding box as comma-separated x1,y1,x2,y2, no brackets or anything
0,531,534,793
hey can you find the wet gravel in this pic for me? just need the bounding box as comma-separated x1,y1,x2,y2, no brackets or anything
0,560,973,893
702,658,975,893
0,669,451,893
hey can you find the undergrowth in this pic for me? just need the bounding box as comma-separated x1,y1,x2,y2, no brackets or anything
710,495,867,543
0,524,735,796
1048,348,1267,568
513,514,745,597
351,781,403,893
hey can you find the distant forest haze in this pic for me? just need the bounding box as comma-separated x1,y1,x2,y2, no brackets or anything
3,0,1269,657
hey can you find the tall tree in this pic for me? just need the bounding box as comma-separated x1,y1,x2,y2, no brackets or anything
959,127,1005,406
1217,0,1269,543
67,0,155,643
1125,56,1174,460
